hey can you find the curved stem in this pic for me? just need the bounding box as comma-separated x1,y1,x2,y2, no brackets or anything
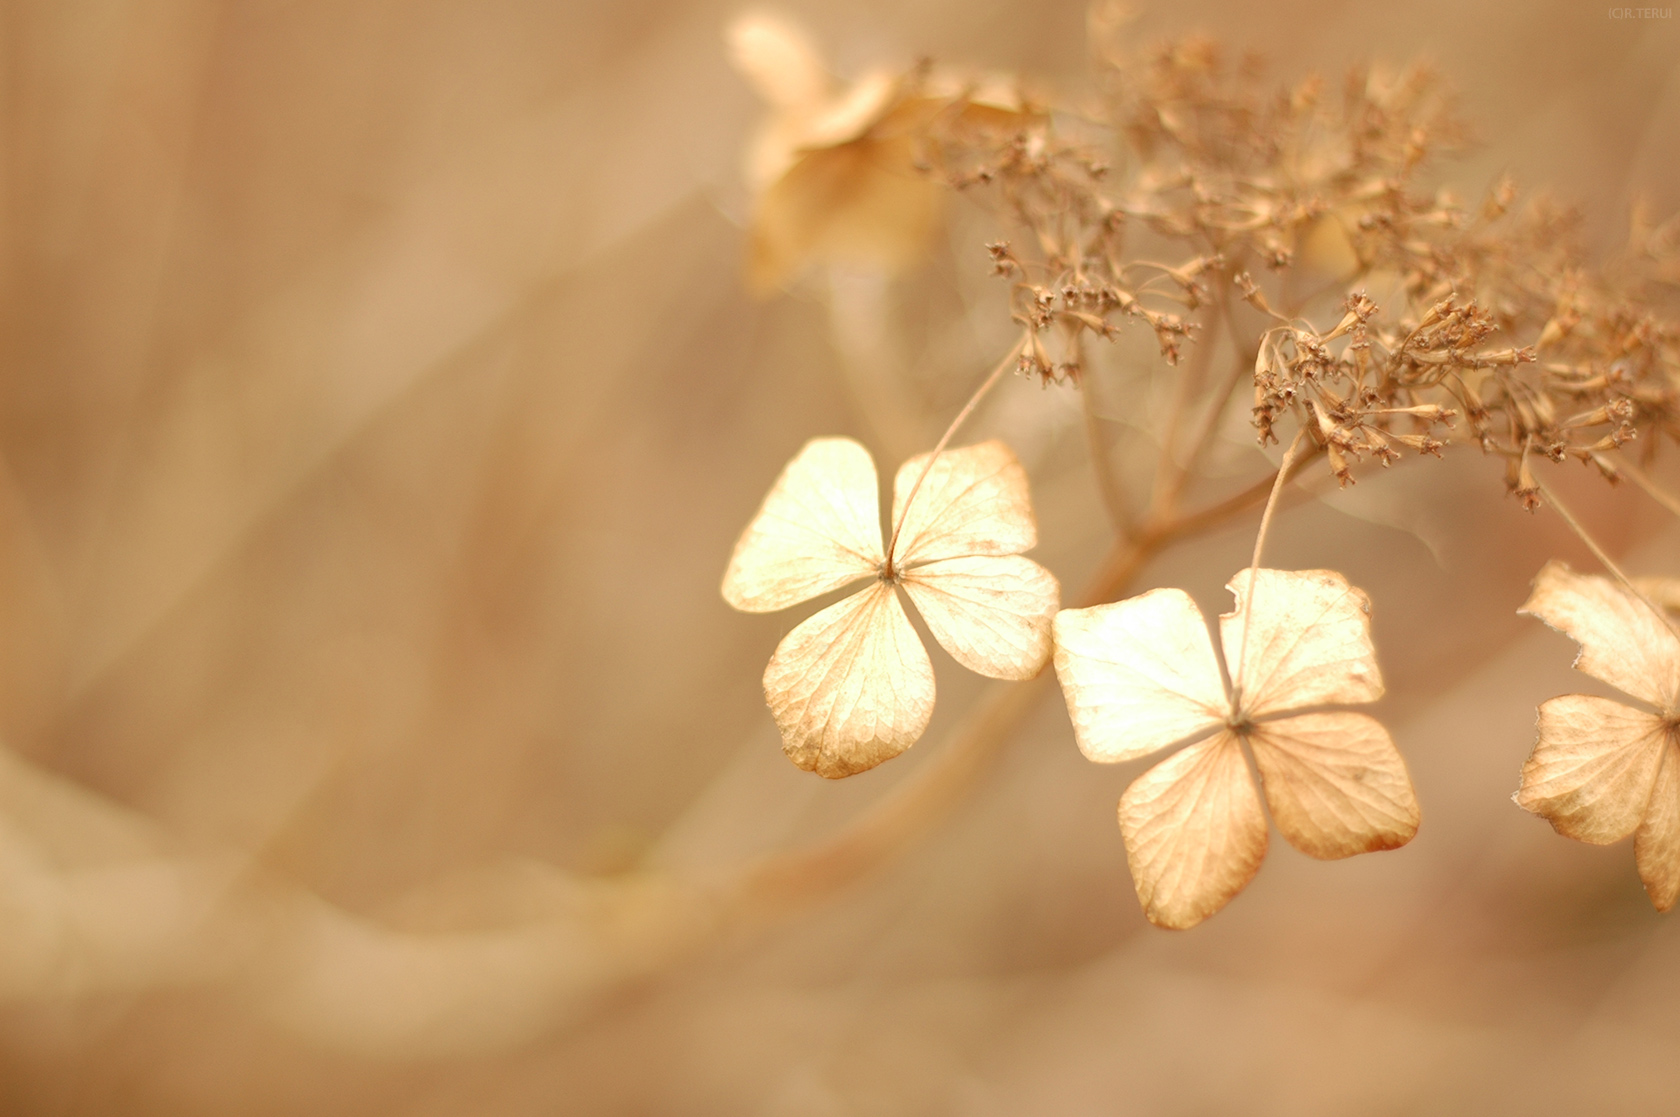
1536,477,1674,631
886,337,1026,572
1233,426,1311,701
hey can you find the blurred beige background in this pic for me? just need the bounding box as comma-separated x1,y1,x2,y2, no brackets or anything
0,0,1677,1113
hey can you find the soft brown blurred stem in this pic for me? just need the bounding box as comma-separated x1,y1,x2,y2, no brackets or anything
1078,336,1133,537
734,442,1325,919
1148,290,1224,515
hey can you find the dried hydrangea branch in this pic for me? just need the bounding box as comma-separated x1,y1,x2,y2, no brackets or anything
736,444,1326,917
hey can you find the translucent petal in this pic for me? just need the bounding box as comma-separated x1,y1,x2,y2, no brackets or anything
1248,711,1420,860
748,138,943,293
1636,741,1680,912
889,440,1036,568
901,554,1058,681
1522,561,1680,710
1118,731,1268,930
1515,694,1668,844
762,582,933,778
725,11,830,113
1052,589,1229,763
1219,568,1384,719
721,438,883,613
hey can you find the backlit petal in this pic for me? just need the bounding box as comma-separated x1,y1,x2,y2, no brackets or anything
1636,741,1680,912
901,554,1058,680
1248,711,1419,859
889,440,1036,568
1522,561,1680,710
762,582,934,778
1515,694,1668,844
1118,731,1268,930
1219,568,1384,718
1052,589,1229,763
722,438,883,613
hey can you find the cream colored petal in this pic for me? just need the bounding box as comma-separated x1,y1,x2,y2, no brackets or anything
763,582,934,779
725,12,830,113
889,440,1036,568
901,555,1058,680
1219,568,1384,719
1118,731,1268,930
1515,694,1668,844
747,138,944,294
793,71,900,149
1636,740,1680,912
1248,711,1419,860
1052,590,1229,764
721,437,884,613
1522,560,1680,710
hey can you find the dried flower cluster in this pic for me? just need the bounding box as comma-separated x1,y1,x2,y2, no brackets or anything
721,10,1680,930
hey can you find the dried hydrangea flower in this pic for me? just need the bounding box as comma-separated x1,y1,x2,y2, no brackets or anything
726,12,944,293
1516,561,1680,911
723,438,1059,778
1053,569,1420,929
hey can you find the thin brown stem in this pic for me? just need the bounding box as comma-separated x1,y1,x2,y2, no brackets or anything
1536,477,1674,631
1232,426,1311,699
886,337,1026,571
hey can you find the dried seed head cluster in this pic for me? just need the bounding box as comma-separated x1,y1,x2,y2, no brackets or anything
900,34,1680,496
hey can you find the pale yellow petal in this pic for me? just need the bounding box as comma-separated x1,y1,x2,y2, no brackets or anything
1636,741,1680,912
901,555,1059,680
763,582,933,778
1248,711,1420,860
725,11,830,113
721,438,883,613
1118,731,1268,930
1052,590,1229,763
1521,560,1680,710
1219,568,1384,719
747,137,943,293
1515,694,1668,844
889,440,1036,568
793,71,899,150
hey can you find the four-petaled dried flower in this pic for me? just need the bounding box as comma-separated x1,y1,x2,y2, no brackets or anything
1515,561,1680,911
1053,569,1420,928
722,438,1059,778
